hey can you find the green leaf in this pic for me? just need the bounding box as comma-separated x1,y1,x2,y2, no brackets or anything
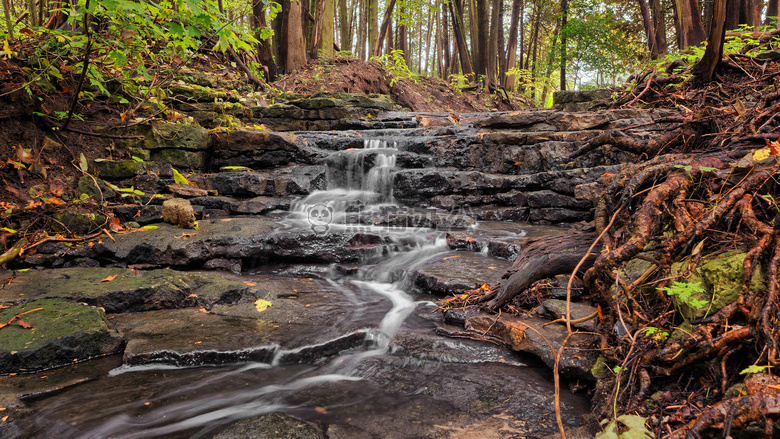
0,227,17,234
172,168,191,185
740,364,772,375
79,153,88,172
132,156,144,163
142,225,159,229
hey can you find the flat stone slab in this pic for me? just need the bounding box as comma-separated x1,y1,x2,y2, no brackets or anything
111,273,392,367
413,252,511,295
443,309,597,380
0,267,254,313
0,299,123,374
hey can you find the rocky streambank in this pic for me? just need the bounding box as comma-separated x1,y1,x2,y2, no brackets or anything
0,84,679,438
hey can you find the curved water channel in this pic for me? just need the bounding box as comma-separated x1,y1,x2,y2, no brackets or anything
9,138,590,438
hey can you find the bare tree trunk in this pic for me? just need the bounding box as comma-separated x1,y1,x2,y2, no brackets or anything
442,1,451,77
449,0,474,78
693,0,726,82
2,0,12,39
541,21,559,104
475,0,488,82
423,5,432,74
766,0,780,26
675,0,705,49
504,0,522,90
373,0,395,56
486,0,500,91
356,0,366,59
650,0,668,53
309,0,326,59
253,0,277,81
367,0,377,57
322,0,335,56
338,0,349,52
281,0,308,72
560,0,568,91
637,0,657,54
399,4,408,64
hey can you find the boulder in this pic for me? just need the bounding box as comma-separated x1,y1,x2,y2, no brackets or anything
0,299,123,373
144,122,209,150
162,198,196,229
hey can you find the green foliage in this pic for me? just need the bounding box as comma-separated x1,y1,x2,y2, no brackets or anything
172,168,192,185
658,281,709,319
371,49,417,86
596,415,653,439
641,326,669,343
740,364,772,375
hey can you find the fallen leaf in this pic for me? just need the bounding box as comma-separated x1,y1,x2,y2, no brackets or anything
242,281,257,286
442,255,461,261
315,407,327,414
254,298,272,313
198,308,208,313
188,293,198,298
488,266,497,269
16,318,31,329
1,415,7,422
100,275,118,282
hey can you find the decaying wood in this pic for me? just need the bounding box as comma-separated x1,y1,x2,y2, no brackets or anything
484,230,599,311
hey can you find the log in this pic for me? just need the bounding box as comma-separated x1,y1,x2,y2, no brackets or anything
485,230,599,311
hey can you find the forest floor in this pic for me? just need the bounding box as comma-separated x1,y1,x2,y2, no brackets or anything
4,32,780,437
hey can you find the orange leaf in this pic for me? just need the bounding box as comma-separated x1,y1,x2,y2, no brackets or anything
0,323,7,329
19,28,34,36
16,318,31,329
45,197,65,205
315,407,327,414
198,308,208,313
100,275,118,282
1,415,8,422
108,217,125,232
768,139,780,156
242,281,256,286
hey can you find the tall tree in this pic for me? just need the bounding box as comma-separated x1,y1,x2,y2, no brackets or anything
693,0,726,82
321,0,335,56
637,0,657,55
280,0,307,72
338,0,350,52
474,0,488,81
650,0,668,54
766,0,780,26
503,0,522,89
560,0,568,91
486,0,501,90
367,0,378,56
675,0,705,49
253,0,277,81
449,0,474,78
373,0,395,56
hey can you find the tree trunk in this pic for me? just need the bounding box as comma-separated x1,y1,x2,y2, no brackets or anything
675,0,706,49
560,0,568,91
637,0,657,55
321,0,335,56
373,0,395,56
475,0,488,82
281,0,308,73
449,0,474,79
253,0,277,81
766,0,780,26
338,0,349,52
442,1,451,77
541,21,559,104
367,0,377,57
693,0,726,82
398,4,408,63
650,0,668,54
2,0,12,39
486,0,500,91
504,0,522,89
309,0,326,59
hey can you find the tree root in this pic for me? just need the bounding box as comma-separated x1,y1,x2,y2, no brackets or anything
670,394,780,439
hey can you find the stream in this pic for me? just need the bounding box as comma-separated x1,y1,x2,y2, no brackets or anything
5,136,591,438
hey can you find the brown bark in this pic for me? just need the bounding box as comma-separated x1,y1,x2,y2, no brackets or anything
486,0,500,91
650,0,668,53
767,0,780,27
504,0,522,89
485,230,599,311
308,0,326,59
253,0,277,81
693,0,727,82
675,0,706,49
449,0,474,78
281,0,308,73
637,0,657,55
372,0,395,56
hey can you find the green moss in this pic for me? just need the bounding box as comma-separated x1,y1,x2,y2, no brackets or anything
591,356,611,380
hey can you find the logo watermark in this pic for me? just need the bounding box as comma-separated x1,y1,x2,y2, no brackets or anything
304,204,477,235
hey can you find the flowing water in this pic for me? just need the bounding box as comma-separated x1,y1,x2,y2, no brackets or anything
7,138,589,438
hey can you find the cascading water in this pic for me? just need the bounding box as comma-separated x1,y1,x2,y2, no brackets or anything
290,139,399,230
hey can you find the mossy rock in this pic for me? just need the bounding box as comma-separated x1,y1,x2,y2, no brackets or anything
212,413,320,439
77,175,117,201
0,298,123,373
669,250,765,320
90,159,145,180
144,122,209,150
150,149,206,170
53,209,107,235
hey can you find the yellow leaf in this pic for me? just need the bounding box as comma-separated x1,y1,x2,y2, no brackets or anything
100,275,118,282
442,255,461,261
753,147,772,162
254,298,272,313
488,266,497,269
198,308,208,313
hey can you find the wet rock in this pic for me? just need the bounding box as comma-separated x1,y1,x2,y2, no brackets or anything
552,89,612,111
89,159,145,180
228,196,290,214
0,299,123,374
144,122,209,150
111,204,162,225
52,209,107,235
209,129,311,170
167,183,208,197
537,299,598,332
213,413,320,439
463,312,597,380
78,175,116,200
150,148,206,169
204,258,242,274
0,267,253,313
206,166,327,197
162,198,196,229
188,195,238,209
413,252,511,295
